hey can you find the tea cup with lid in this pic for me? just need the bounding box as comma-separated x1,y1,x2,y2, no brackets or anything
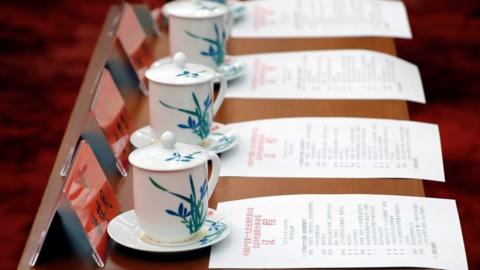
128,131,221,243
145,52,226,146
165,0,229,69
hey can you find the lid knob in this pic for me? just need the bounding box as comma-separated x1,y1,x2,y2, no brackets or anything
173,52,187,69
160,131,176,149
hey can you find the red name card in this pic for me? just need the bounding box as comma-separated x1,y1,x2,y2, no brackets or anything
90,69,131,176
63,140,121,266
116,3,154,94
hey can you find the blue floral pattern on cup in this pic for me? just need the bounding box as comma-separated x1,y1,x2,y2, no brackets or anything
197,4,217,12
185,23,226,67
149,175,208,234
165,151,202,162
177,70,206,78
159,92,212,140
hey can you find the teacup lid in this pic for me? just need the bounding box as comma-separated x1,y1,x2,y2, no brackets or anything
146,52,216,85
128,131,209,171
165,0,228,19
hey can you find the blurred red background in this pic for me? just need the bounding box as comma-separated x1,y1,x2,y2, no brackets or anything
0,0,478,269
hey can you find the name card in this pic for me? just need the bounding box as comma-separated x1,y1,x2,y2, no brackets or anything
210,195,468,269
226,50,425,103
220,118,445,181
90,69,131,175
63,140,121,266
116,3,154,94
232,0,412,39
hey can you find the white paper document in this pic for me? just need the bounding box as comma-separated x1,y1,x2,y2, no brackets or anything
220,118,445,181
210,194,467,269
232,0,412,39
226,50,425,103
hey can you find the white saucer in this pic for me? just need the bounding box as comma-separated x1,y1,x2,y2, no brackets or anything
217,56,245,81
107,209,231,253
130,122,238,154
162,0,246,21
151,56,245,82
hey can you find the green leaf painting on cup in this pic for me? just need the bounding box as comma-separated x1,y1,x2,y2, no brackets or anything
176,70,206,78
149,175,208,234
185,23,226,67
159,92,212,140
165,151,202,162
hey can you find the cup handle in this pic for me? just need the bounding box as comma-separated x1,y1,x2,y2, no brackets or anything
207,151,221,200
213,72,226,116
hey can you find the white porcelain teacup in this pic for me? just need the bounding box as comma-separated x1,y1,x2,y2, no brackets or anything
145,52,226,146
128,131,221,243
165,0,229,69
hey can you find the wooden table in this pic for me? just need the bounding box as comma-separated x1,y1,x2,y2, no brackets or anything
18,5,424,270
